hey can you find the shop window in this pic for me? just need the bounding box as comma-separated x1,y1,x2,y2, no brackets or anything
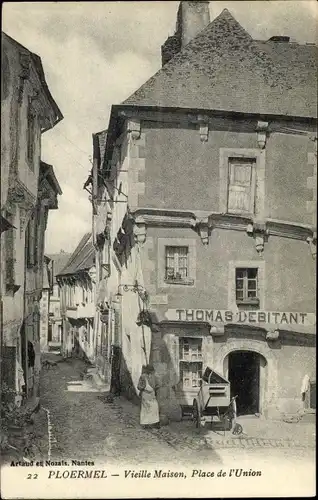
179,337,203,389
227,158,256,215
165,246,193,284
235,268,259,307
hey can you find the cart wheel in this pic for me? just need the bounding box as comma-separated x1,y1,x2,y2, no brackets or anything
193,400,201,429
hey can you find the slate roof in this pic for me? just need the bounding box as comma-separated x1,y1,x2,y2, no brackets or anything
56,233,94,277
46,252,72,284
2,32,63,126
123,9,317,118
40,162,62,196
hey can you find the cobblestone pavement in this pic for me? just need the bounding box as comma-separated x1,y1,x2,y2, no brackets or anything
37,354,315,466
38,354,222,466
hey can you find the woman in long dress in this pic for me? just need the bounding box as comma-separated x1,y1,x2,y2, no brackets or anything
137,364,160,429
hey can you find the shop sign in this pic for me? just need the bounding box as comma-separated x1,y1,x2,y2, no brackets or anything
165,309,316,326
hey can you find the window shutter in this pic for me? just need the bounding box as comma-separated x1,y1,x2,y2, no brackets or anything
228,159,256,214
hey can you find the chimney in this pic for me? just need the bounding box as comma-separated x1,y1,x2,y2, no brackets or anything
161,1,210,66
177,1,210,48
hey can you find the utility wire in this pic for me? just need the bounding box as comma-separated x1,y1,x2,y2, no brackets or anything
55,128,91,156
54,141,90,172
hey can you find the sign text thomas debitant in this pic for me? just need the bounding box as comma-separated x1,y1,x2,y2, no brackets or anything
167,309,315,326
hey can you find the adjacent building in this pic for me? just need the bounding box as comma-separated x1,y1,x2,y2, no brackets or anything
56,233,97,361
40,251,71,352
39,255,51,353
88,2,317,420
1,33,63,403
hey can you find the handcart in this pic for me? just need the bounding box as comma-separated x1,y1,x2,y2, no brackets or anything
192,367,242,435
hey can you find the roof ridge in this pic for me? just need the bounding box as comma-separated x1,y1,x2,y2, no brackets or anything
119,5,317,117
122,8,257,106
58,232,91,275
72,242,94,274
57,235,94,277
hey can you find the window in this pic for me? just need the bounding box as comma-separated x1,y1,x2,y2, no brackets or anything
179,338,203,389
27,104,35,167
26,213,38,268
158,238,196,288
165,246,189,282
235,268,259,306
227,158,256,214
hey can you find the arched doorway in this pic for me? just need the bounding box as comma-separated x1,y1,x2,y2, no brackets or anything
224,350,267,416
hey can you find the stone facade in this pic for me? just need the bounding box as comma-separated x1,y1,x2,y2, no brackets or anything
1,33,62,402
56,234,97,362
39,257,51,353
88,4,316,421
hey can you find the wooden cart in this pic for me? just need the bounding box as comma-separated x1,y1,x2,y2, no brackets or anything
192,367,235,432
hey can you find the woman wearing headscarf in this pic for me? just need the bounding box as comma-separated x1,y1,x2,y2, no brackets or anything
137,364,160,429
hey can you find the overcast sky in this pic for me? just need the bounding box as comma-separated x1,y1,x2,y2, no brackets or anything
2,1,317,254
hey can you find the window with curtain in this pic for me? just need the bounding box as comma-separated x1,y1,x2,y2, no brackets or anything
165,246,189,281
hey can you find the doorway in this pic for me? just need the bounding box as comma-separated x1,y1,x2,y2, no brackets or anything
228,350,261,416
48,324,53,342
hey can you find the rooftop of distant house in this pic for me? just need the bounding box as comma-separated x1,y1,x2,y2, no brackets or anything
56,233,94,278
46,252,72,284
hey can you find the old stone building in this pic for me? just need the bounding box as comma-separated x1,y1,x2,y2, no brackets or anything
39,255,51,353
1,33,63,402
89,2,316,420
42,251,71,352
56,233,97,361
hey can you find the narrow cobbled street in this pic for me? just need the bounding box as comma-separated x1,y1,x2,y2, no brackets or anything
38,353,222,466
36,353,315,469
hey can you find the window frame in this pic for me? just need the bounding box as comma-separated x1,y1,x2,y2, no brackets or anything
219,148,265,219
179,337,203,390
164,245,191,284
228,260,265,310
235,267,260,306
158,238,196,288
227,157,257,215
